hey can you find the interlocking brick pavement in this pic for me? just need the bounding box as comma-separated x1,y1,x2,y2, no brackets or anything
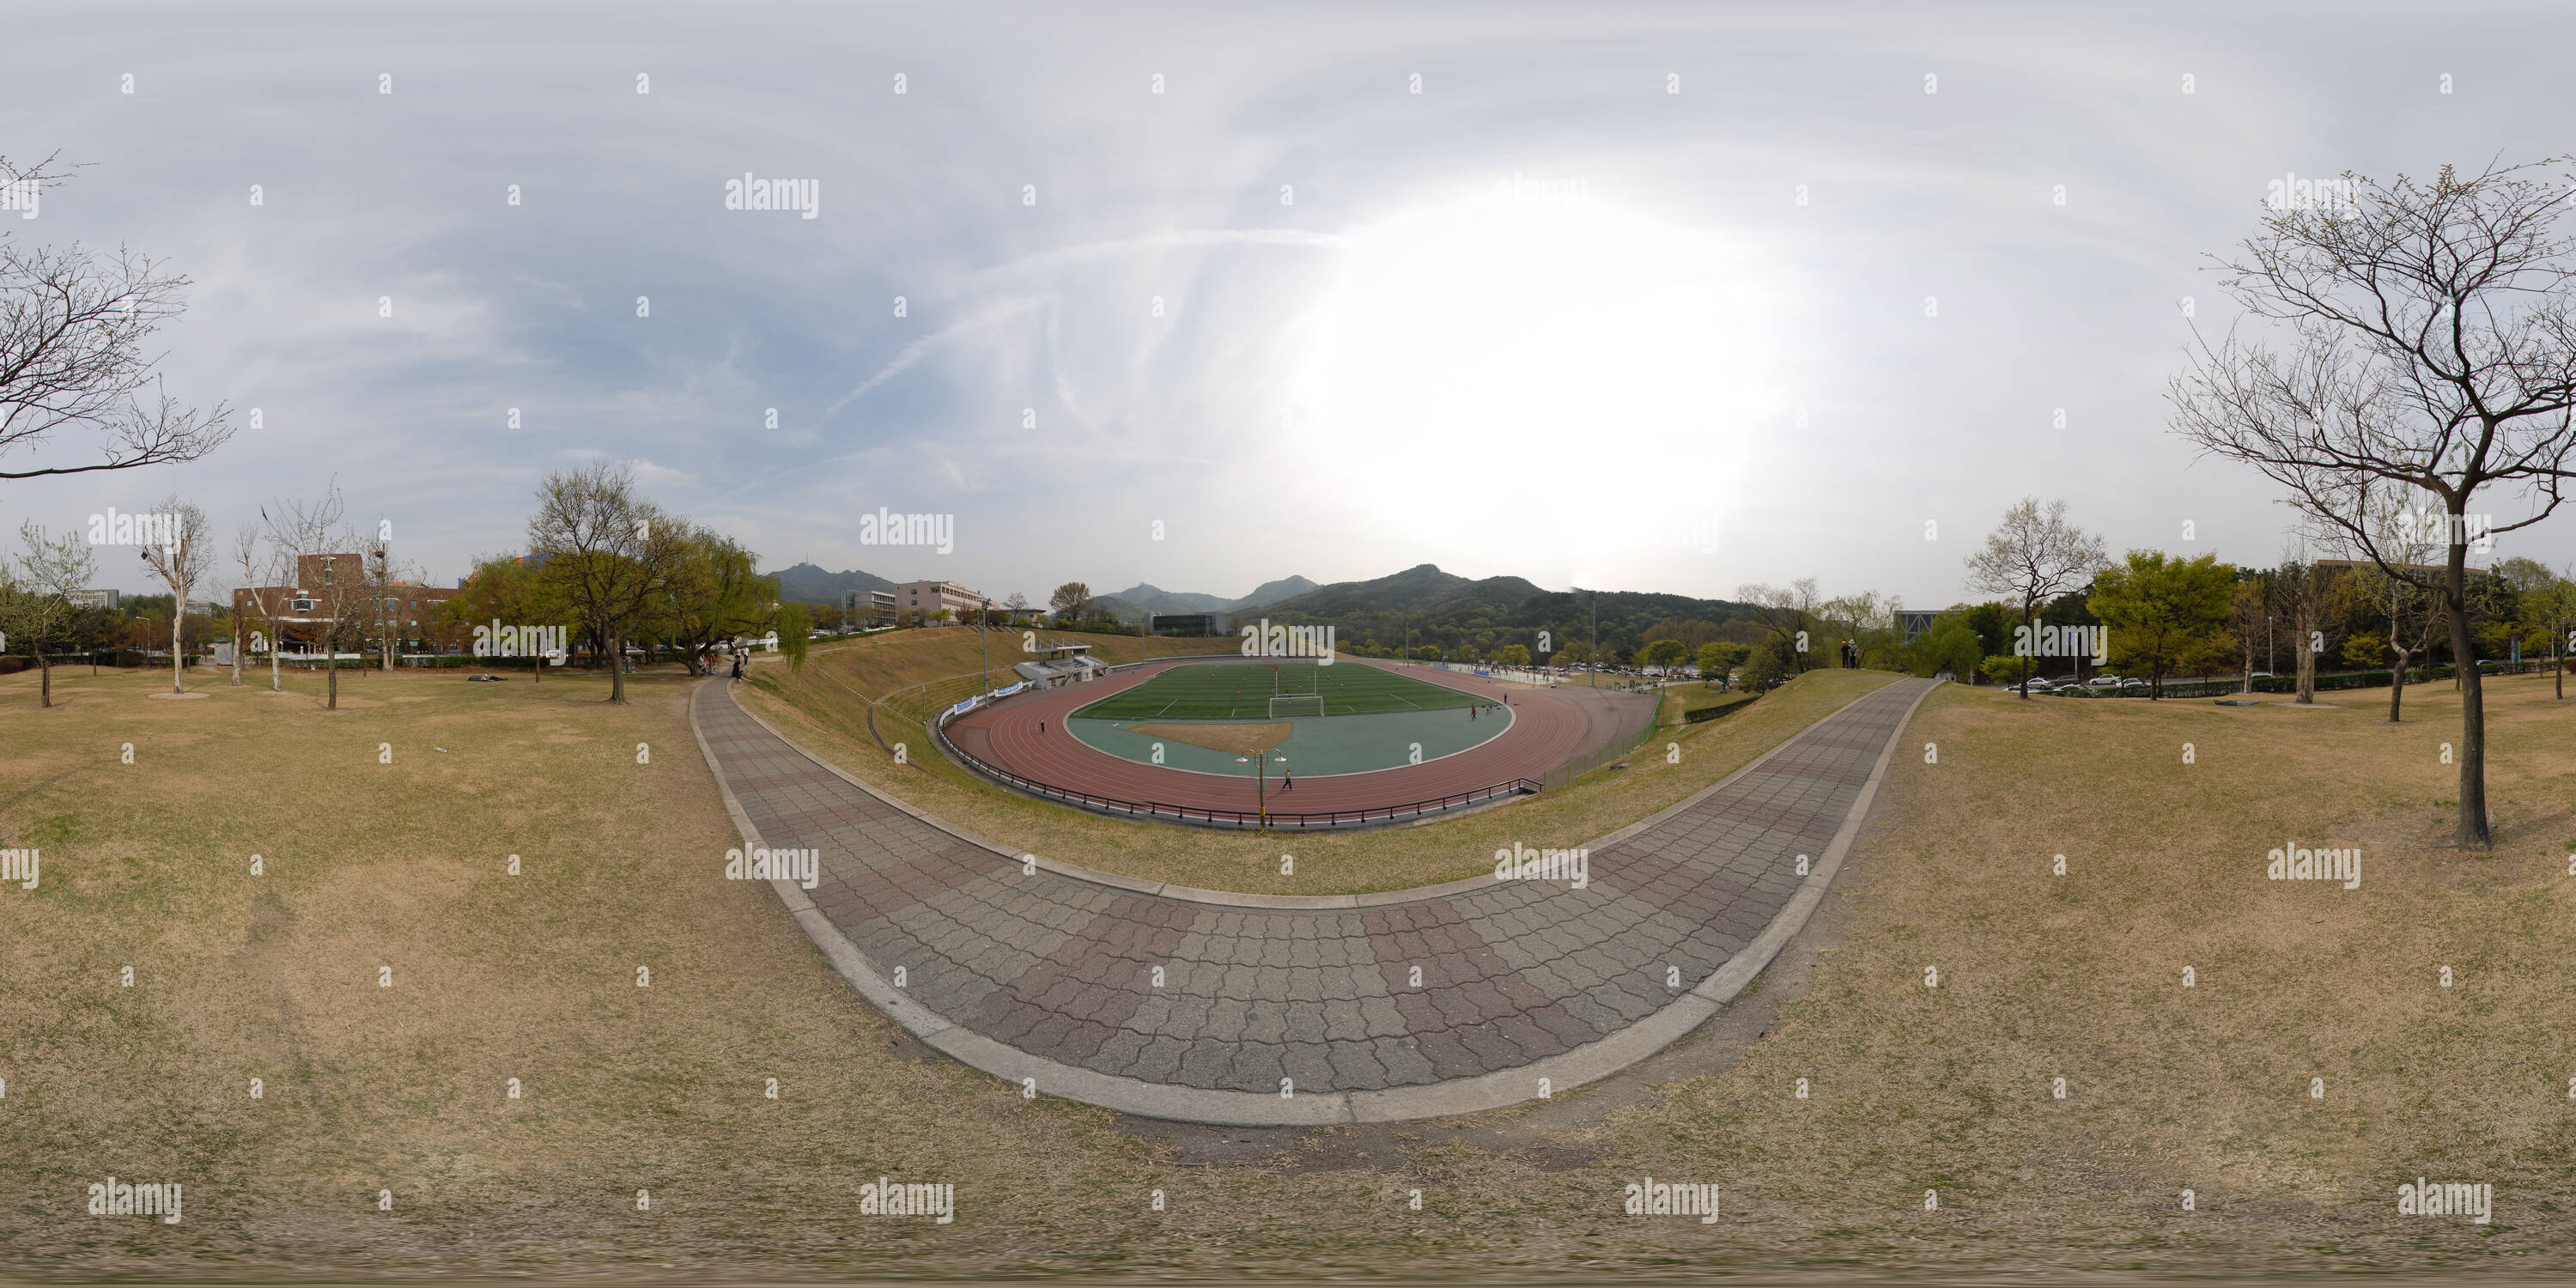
695,676,1935,1104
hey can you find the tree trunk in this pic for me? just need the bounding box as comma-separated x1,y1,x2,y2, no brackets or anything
231,620,243,686
2295,598,2317,703
37,650,52,708
270,632,281,690
2444,547,2489,851
2388,646,2410,722
609,631,627,703
171,610,184,693
2018,599,2033,700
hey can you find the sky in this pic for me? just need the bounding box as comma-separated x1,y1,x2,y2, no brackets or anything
6,1,2576,611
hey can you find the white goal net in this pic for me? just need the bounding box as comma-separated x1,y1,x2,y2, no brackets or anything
1267,694,1325,719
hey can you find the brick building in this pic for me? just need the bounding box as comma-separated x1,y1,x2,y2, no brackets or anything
234,553,465,654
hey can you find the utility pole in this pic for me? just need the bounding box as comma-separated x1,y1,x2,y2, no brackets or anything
981,598,991,697
1589,588,1598,689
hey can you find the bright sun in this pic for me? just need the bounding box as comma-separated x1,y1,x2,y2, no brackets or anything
1290,191,1777,537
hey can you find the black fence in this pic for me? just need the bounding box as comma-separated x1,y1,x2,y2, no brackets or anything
2045,659,2561,700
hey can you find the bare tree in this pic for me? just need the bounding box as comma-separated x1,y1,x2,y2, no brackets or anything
0,519,94,707
2171,159,2576,850
2332,481,2445,721
2268,550,2324,706
263,483,368,710
231,523,285,690
527,461,675,704
135,495,210,694
2225,575,2266,693
1964,497,2108,699
0,154,236,479
1736,578,1823,674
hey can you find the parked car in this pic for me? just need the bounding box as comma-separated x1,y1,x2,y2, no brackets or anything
2120,677,2150,690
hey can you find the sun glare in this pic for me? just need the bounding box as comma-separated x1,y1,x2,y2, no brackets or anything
1291,191,1777,529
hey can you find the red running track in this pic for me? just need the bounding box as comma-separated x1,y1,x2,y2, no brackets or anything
945,658,1610,815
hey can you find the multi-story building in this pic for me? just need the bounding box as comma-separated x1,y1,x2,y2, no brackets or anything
234,553,464,654
68,588,120,611
894,579,986,624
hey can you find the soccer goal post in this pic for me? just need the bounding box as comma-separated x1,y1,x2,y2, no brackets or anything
1268,693,1325,719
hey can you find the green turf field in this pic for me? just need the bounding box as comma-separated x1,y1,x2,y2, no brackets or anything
1072,659,1491,720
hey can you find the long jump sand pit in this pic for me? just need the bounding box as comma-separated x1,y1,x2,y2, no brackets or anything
1128,720,1292,756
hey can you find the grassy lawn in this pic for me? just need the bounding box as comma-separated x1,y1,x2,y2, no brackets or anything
12,651,2575,1279
742,635,1898,895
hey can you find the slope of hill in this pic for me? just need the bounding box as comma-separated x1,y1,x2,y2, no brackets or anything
769,562,896,605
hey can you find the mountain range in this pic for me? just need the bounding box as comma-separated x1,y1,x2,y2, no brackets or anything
764,561,1750,656
1092,575,1318,622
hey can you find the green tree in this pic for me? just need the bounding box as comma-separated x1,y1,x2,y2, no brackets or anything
654,525,776,676
442,552,570,681
1982,653,2037,685
0,519,96,707
1696,641,1749,682
1908,613,1984,682
772,601,811,672
1638,639,1688,671
2088,550,2236,699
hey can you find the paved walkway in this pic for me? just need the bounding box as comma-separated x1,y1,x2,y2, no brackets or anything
690,675,1939,1124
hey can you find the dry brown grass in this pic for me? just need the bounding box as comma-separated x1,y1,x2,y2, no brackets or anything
9,658,2576,1279
1129,721,1292,756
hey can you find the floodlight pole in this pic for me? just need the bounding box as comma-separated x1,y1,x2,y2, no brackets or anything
981,598,990,698
1589,588,1598,689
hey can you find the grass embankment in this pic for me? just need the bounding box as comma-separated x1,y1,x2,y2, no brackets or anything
9,660,2576,1277
743,636,1896,894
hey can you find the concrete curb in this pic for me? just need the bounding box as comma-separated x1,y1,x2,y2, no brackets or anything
694,674,1940,1125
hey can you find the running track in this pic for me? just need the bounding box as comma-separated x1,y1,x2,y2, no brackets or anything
691,673,1941,1124
945,658,1655,814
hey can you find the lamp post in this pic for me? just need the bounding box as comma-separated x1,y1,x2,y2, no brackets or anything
981,598,991,699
